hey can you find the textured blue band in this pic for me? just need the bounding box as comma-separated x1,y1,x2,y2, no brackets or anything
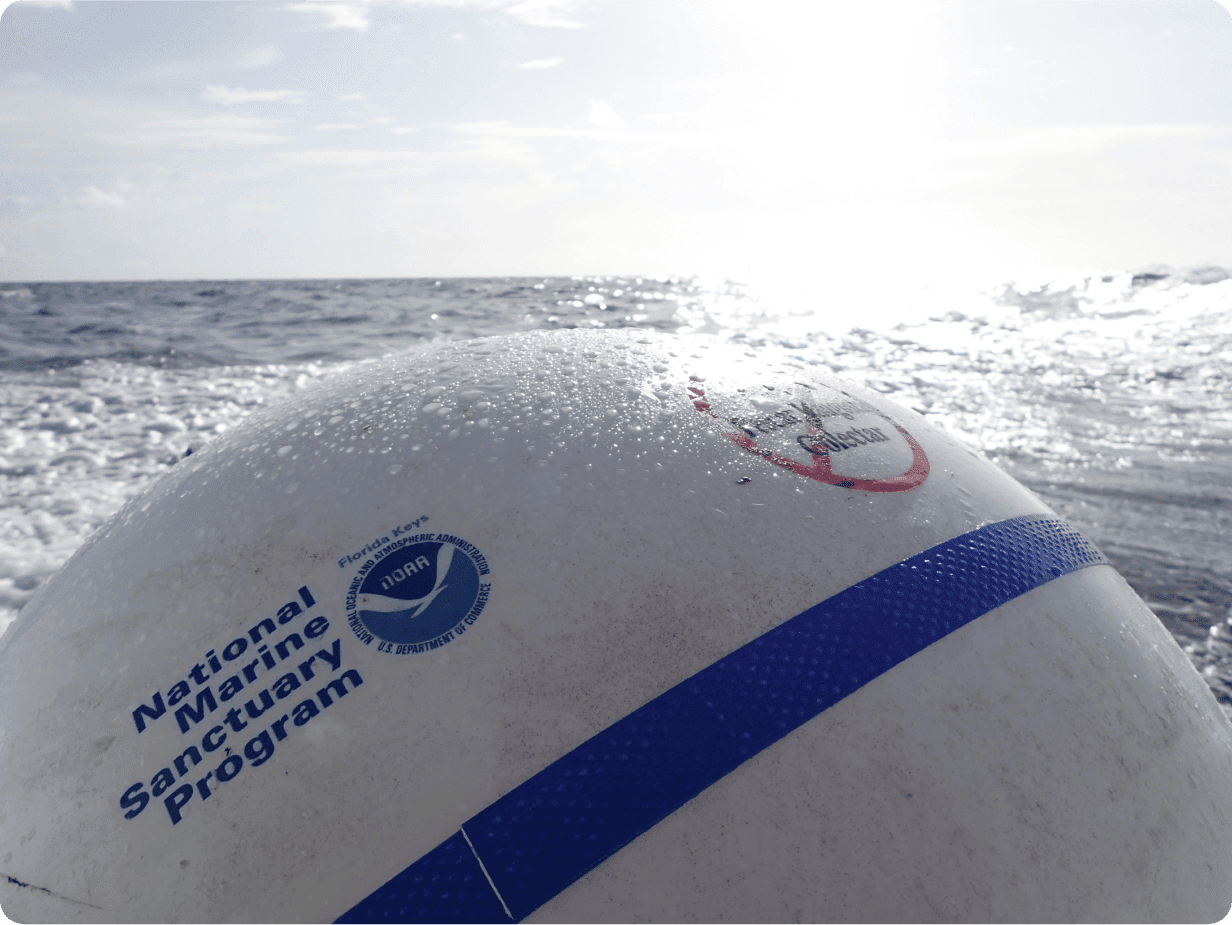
336,515,1107,923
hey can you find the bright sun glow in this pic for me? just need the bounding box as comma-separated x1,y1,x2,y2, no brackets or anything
661,2,982,311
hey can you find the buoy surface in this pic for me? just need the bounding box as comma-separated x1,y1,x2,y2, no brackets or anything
1,330,1230,923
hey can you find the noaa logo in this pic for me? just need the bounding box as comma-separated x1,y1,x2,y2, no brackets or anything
344,531,491,656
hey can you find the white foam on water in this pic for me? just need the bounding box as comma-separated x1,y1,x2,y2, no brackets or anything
0,358,353,632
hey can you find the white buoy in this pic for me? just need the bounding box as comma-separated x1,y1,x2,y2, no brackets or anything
2,330,1230,923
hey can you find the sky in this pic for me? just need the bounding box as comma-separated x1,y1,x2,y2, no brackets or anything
1,0,1231,285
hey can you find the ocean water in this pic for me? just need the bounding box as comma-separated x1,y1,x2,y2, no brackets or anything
2,271,1231,716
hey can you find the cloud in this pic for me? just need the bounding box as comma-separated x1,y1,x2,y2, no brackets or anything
449,129,541,169
518,57,564,70
335,92,383,115
448,119,699,146
313,123,359,131
938,124,1224,161
503,0,584,28
235,45,283,69
91,116,291,149
587,100,625,129
286,1,371,32
73,186,125,208
203,85,306,105
280,150,435,169
440,119,708,176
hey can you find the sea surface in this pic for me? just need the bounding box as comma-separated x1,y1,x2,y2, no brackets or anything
2,271,1231,715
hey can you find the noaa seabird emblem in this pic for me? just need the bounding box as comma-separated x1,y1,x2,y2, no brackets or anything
344,531,491,656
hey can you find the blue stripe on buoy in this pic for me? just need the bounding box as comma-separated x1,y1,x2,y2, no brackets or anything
337,515,1107,923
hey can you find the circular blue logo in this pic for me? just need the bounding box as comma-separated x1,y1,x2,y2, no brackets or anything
345,531,491,655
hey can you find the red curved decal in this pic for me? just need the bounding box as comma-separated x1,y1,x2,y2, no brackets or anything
690,381,929,493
